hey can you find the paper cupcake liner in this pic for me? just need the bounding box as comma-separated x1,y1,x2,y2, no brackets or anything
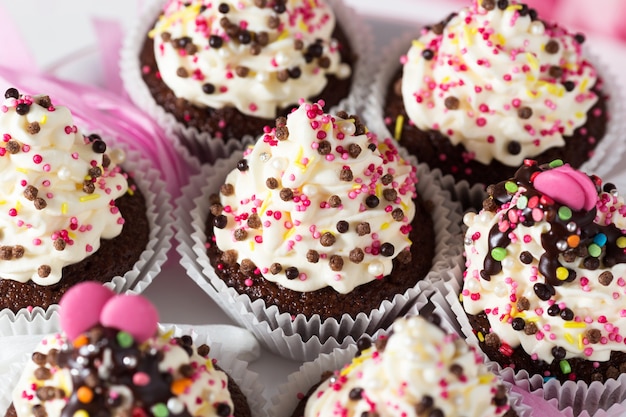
268,321,532,417
362,29,626,192
0,324,266,417
0,141,174,336
439,277,626,416
120,0,374,166
175,149,464,361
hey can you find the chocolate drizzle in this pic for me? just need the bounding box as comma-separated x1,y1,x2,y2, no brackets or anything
480,161,626,287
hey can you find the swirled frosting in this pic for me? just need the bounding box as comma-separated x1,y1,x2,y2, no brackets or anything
305,315,513,417
150,0,351,119
10,330,234,417
401,0,599,166
213,101,417,294
463,159,626,364
0,90,128,286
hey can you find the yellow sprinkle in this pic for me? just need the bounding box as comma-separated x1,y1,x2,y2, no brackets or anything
205,359,214,370
394,115,404,140
526,53,539,71
578,333,584,351
546,84,565,97
501,314,510,323
292,146,306,171
564,322,586,328
495,33,506,46
0,200,5,205
575,112,585,119
442,76,451,84
464,25,473,46
375,183,382,198
411,39,425,49
73,410,89,417
15,200,21,211
477,331,484,342
526,74,536,82
148,4,201,37
298,20,308,32
277,30,290,41
79,194,101,203
16,168,28,174
160,329,174,340
579,78,589,92
283,227,296,241
249,240,255,252
40,115,48,125
380,222,390,230
459,293,464,302
61,202,68,215
526,90,540,98
526,316,539,322
507,4,523,10
479,374,495,384
127,188,135,196
341,349,372,376
68,231,76,240
565,333,575,344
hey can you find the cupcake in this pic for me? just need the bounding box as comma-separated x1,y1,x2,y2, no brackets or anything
378,0,610,187
177,99,463,359
5,282,255,417
462,159,626,384
125,0,361,162
0,88,163,314
273,315,522,417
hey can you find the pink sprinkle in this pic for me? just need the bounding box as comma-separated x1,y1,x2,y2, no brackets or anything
33,154,43,164
244,278,253,287
86,244,93,253
249,103,258,112
43,164,51,172
476,117,487,127
33,239,41,246
22,144,30,152
8,208,17,217
132,372,150,386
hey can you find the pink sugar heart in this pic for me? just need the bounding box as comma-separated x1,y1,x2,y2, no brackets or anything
100,295,159,344
59,282,115,341
533,164,597,211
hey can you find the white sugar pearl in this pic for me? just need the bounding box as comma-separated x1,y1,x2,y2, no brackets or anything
368,261,384,276
529,21,545,35
109,148,126,165
57,167,71,180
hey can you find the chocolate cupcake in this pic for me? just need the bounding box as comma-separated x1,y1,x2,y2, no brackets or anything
123,0,368,163
370,0,616,188
3,282,261,417
176,101,463,360
0,88,172,317
457,159,626,412
271,315,527,417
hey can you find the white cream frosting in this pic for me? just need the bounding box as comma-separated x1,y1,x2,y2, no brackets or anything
463,188,626,363
0,93,128,285
11,331,234,417
213,102,417,294
305,316,512,417
401,1,599,166
150,0,351,119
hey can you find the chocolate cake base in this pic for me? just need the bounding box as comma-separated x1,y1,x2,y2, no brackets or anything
0,179,150,313
205,195,435,321
139,21,356,141
383,67,608,188
468,310,626,384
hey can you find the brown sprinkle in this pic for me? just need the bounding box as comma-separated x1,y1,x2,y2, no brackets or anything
348,143,361,158
444,96,460,110
275,125,289,140
586,329,601,344
267,15,280,29
349,248,365,263
293,39,304,50
277,70,289,82
340,168,353,181
329,255,344,271
240,259,256,274
83,182,95,194
336,110,349,119
484,332,500,348
383,189,397,202
356,222,371,236
599,271,613,286
37,96,52,108
320,232,336,247
391,208,404,221
545,39,560,54
24,185,38,201
32,405,47,417
275,116,287,127
197,344,211,357
27,122,41,134
247,213,261,229
220,183,234,196
381,174,393,185
318,56,331,69
266,177,279,189
481,0,496,10
524,321,538,335
221,250,238,265
6,140,20,154
34,367,52,380
432,22,445,35
235,66,250,77
32,352,47,366
234,228,248,241
176,67,189,78
328,195,342,208
306,250,320,263
517,106,533,119
548,65,563,79
88,166,102,178
34,197,47,210
210,203,224,216
269,262,282,274
516,296,530,312
280,188,294,201
317,140,331,155
0,246,11,260
250,44,262,55
38,265,51,278
256,31,269,46
53,238,66,251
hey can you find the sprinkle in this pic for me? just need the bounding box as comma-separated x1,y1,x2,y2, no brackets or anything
151,403,169,417
567,235,580,248
491,247,507,261
133,372,150,386
73,411,89,417
394,115,404,140
587,244,601,258
77,386,93,403
617,237,626,248
61,203,68,215
556,267,569,281
563,322,586,328
504,181,518,193
557,206,572,221
79,194,101,203
593,233,607,247
565,333,574,344
559,360,571,374
116,331,134,348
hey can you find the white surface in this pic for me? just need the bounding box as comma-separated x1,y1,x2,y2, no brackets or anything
1,0,626,409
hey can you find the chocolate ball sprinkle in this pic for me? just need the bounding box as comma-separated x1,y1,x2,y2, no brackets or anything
340,168,353,181
328,195,342,208
317,140,332,155
511,317,526,331
237,159,249,171
34,197,47,210
92,140,106,154
240,259,256,274
524,322,538,335
37,95,52,108
210,203,223,216
444,96,460,110
547,304,560,316
497,0,508,9
221,250,237,265
516,296,530,311
481,0,496,10
24,185,38,201
560,308,574,321
176,67,189,78
356,222,371,236
218,3,229,13
545,39,560,54
517,106,533,119
6,140,20,154
348,143,362,158
306,250,320,263
4,88,19,99
235,65,250,77
280,188,294,201
507,141,522,155
220,183,234,196
549,65,563,79
266,177,279,189
349,387,363,400
349,248,365,263
587,329,601,344
216,403,231,417
336,220,349,233
202,83,216,94
16,103,30,115
285,266,299,279
563,81,576,92
380,242,395,257
365,195,380,208
37,265,51,278
381,174,393,185
320,232,336,247
27,122,41,135
214,215,228,229
209,35,224,48
234,228,248,241
552,346,566,360
275,125,289,140
574,33,586,44
32,352,47,366
599,271,614,286
12,246,24,259
484,332,500,348
53,238,66,251
270,263,282,274
421,49,434,60
329,255,343,271
383,189,397,202
391,208,404,221
247,214,261,229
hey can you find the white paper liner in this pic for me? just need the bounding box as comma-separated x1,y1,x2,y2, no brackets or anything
362,28,626,190
120,0,374,165
0,324,266,417
0,141,174,336
438,275,626,416
175,148,464,361
268,313,532,417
